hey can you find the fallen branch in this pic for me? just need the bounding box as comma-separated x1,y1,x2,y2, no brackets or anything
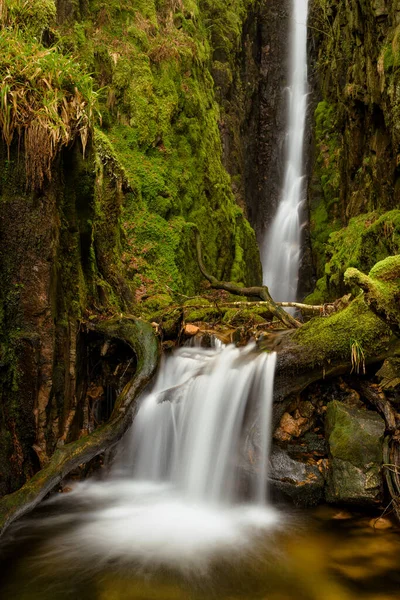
194,229,302,329
0,317,160,538
181,300,334,313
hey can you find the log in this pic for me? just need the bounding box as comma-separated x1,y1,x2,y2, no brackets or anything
0,316,160,537
270,297,400,401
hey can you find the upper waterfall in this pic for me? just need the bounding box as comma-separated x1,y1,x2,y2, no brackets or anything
262,0,309,302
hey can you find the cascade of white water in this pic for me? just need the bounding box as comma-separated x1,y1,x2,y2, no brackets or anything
32,344,279,569
262,0,309,302
120,343,277,506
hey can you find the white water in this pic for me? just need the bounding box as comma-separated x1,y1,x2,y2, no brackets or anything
31,344,280,571
120,343,277,505
262,0,309,302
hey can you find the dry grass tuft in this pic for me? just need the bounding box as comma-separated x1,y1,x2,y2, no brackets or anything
0,29,96,190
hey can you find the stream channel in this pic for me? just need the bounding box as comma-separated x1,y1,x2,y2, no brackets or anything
1,343,400,599
1,0,400,598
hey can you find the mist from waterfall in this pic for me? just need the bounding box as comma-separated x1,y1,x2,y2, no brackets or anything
262,0,309,302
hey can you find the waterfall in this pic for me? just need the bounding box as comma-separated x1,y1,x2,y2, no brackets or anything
119,343,277,506
262,0,309,302
32,344,279,569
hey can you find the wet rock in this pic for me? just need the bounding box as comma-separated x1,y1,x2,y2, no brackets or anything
274,402,315,442
286,431,328,458
369,517,393,530
183,324,200,337
325,401,385,505
332,510,353,520
269,447,325,507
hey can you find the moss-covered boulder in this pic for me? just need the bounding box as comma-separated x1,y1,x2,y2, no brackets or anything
325,401,385,504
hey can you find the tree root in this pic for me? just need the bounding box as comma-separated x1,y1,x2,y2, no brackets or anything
0,316,160,538
194,229,302,329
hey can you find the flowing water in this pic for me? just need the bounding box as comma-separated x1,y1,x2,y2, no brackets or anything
2,345,400,600
3,3,400,597
0,344,279,574
262,0,309,302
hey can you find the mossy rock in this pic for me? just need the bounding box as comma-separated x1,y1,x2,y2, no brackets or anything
325,400,384,504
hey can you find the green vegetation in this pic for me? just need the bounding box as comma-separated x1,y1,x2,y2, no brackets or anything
307,0,400,304
53,0,261,298
295,296,392,366
0,26,96,190
309,100,341,277
306,210,400,303
0,0,261,304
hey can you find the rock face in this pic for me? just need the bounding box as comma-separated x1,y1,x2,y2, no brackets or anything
307,0,400,303
269,447,325,507
325,401,385,504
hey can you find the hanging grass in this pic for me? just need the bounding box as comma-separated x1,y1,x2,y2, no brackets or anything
0,28,97,190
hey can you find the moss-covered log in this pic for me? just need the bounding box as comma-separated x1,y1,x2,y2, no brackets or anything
272,256,400,399
271,297,400,401
345,256,400,337
0,316,159,537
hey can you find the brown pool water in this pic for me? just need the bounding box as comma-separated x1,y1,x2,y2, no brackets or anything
1,503,400,600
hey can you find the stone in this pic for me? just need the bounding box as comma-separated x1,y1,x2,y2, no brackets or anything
273,409,311,442
183,324,200,337
269,447,325,507
369,517,393,530
332,510,353,520
325,401,385,504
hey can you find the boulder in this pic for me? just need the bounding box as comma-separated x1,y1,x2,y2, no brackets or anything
325,401,385,504
269,447,325,507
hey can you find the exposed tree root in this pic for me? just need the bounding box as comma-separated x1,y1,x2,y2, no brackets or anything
194,229,302,329
0,317,160,538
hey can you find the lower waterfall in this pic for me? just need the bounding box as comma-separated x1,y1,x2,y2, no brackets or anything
17,343,280,571
118,343,277,506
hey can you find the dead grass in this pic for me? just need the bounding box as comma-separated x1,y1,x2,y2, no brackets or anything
0,29,96,189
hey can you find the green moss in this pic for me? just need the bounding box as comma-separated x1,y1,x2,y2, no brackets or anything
52,0,261,300
326,401,384,468
309,100,342,277
6,0,56,38
369,254,400,281
294,297,392,366
307,210,400,302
